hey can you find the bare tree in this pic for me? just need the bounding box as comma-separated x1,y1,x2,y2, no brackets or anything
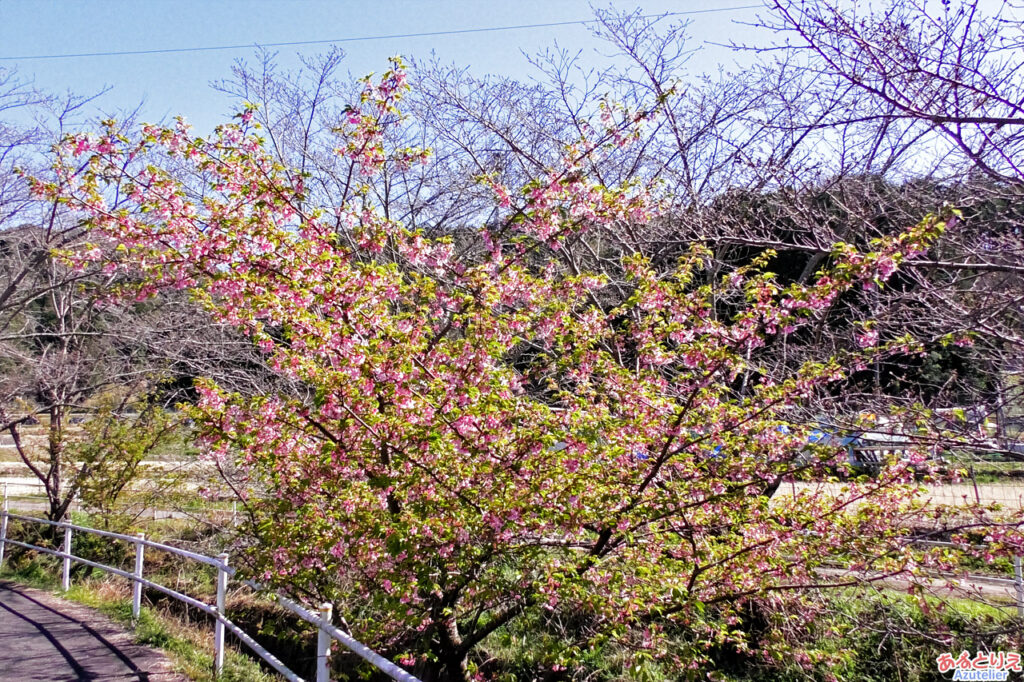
760,0,1024,183
0,71,281,520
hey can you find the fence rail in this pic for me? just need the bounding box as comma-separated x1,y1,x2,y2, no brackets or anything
4,493,1021,681
0,491,420,682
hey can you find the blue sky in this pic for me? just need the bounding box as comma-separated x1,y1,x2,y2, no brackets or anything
0,1,763,134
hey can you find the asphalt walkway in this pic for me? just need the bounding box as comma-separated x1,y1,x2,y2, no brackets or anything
0,581,185,681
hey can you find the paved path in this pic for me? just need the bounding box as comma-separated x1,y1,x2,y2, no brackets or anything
814,566,1023,605
773,480,1024,508
0,581,186,681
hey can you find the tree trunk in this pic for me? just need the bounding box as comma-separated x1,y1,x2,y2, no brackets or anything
423,617,469,682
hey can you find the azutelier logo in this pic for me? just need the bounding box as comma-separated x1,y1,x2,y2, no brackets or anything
937,652,1021,680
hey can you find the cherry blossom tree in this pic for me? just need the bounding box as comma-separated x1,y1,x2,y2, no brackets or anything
36,60,1024,680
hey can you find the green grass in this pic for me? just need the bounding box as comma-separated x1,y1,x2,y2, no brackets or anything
474,584,1023,682
0,559,279,682
841,586,1017,620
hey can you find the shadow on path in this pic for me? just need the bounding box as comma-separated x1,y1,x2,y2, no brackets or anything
0,580,183,681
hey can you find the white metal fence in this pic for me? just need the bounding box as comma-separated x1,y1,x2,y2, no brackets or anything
0,493,420,682
4,492,1022,681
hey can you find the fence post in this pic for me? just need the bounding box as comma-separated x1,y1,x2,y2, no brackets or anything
214,552,229,678
61,522,72,591
317,602,333,682
0,483,8,571
132,533,145,621
1015,556,1023,619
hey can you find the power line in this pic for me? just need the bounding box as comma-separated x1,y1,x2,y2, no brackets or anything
0,5,762,62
